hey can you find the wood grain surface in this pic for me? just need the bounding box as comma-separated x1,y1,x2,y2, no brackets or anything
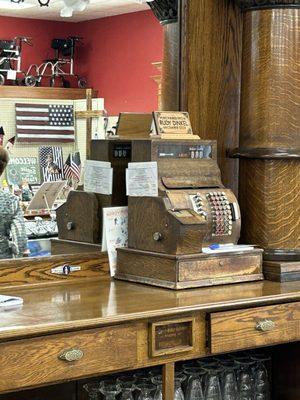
239,159,300,250
0,252,109,289
0,324,138,393
0,279,299,341
0,86,97,99
180,0,243,193
240,9,300,149
210,301,300,353
161,21,180,111
116,248,263,289
163,363,175,400
51,238,103,255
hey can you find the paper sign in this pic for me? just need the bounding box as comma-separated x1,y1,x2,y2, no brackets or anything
102,207,128,277
84,160,113,195
7,70,17,80
126,161,158,197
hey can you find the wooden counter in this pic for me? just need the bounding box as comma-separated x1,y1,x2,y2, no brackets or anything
0,274,299,399
0,279,299,341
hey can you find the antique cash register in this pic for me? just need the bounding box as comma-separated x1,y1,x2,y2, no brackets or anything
115,139,263,289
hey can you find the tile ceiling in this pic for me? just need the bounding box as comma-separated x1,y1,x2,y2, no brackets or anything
0,0,149,22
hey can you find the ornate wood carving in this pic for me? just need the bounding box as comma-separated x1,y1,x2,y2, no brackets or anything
147,0,178,24
236,0,300,10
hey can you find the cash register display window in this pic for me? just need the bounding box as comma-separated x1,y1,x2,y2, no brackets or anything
157,144,212,159
112,144,132,159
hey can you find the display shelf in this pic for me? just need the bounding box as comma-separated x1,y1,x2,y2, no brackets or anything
0,85,97,100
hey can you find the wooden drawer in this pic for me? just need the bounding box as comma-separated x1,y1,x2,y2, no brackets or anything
209,302,300,353
0,324,138,393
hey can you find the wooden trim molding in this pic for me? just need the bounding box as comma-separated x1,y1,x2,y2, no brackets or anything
0,86,98,100
230,147,300,159
236,0,300,10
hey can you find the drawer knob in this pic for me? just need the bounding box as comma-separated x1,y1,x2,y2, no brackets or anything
255,319,275,332
58,348,84,362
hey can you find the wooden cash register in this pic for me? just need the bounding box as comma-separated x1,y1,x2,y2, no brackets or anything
115,139,263,289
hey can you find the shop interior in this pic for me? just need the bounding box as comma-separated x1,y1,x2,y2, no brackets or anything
0,1,163,258
0,1,299,400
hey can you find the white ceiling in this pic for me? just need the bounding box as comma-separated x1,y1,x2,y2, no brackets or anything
0,0,149,22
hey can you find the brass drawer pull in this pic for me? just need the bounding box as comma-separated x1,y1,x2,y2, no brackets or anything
58,348,84,362
255,319,276,332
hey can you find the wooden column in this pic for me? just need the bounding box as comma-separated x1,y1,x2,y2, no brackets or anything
149,0,243,193
232,1,300,261
182,0,243,194
162,362,175,400
148,0,180,111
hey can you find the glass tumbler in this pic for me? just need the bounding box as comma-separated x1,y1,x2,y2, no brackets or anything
183,366,205,400
174,377,185,400
100,380,121,400
251,354,271,400
117,377,137,400
135,383,156,400
83,382,101,400
221,361,239,400
235,357,255,400
151,376,163,400
203,366,223,400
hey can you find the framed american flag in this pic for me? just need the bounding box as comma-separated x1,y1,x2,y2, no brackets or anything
15,103,75,143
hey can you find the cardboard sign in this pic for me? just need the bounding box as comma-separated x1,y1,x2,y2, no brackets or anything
6,157,40,185
151,111,199,139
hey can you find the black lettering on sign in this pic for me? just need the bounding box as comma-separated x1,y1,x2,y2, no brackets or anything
150,318,194,357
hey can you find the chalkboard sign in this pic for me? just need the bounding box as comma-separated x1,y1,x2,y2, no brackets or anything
6,157,40,186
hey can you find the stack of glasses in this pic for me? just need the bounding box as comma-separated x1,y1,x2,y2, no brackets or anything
83,352,271,400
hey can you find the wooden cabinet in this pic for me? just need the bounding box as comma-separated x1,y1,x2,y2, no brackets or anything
208,302,300,353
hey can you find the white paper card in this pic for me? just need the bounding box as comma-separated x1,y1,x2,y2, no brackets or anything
102,207,128,277
7,70,17,80
84,160,113,195
126,161,158,197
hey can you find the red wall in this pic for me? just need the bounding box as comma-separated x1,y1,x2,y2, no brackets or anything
0,10,163,115
0,16,74,75
77,11,163,115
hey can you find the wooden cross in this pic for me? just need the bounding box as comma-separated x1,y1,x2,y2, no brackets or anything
75,88,104,160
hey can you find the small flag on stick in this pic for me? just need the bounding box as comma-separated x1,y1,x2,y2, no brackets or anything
64,152,81,182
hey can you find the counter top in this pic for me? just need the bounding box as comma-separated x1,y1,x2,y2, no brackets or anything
0,279,300,341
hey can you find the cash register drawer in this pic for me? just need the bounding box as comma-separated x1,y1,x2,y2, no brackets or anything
209,302,300,353
0,324,138,393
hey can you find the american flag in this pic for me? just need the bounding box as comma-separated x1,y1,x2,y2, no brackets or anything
64,152,81,181
39,146,64,182
16,103,75,143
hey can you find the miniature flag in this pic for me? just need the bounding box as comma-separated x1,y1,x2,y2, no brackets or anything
16,103,75,143
5,136,15,153
64,152,81,181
